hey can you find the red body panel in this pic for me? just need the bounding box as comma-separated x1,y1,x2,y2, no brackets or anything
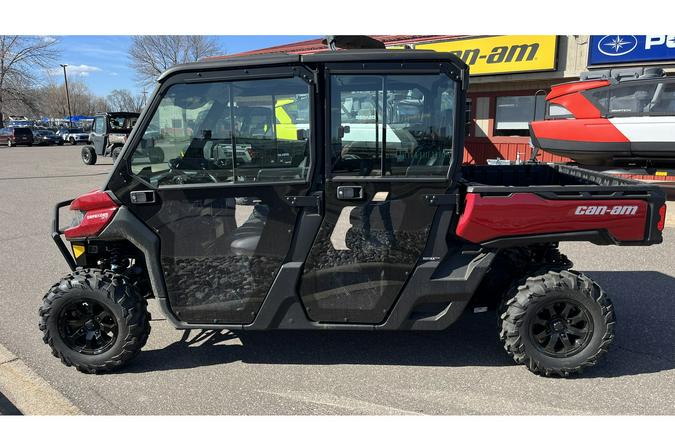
455,193,648,244
530,118,629,143
546,80,609,101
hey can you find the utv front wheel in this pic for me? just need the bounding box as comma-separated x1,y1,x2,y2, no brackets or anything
81,146,97,165
38,269,151,373
499,270,615,377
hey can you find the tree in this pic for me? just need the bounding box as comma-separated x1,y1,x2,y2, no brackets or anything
128,36,223,87
0,36,58,127
106,89,144,113
38,79,107,118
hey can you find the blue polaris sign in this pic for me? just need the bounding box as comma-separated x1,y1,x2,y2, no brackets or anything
588,35,675,65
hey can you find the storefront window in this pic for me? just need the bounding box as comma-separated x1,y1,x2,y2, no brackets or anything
494,95,545,136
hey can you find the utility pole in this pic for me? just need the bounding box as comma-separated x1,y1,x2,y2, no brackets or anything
60,64,73,128
142,89,148,107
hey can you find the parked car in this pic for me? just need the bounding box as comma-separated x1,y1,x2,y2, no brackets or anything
32,129,63,146
0,127,33,147
56,127,90,145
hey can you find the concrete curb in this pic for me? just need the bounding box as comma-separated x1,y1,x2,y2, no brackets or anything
0,344,80,415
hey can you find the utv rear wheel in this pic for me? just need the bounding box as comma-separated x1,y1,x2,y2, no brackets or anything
38,269,151,374
111,146,122,163
499,270,615,377
81,146,97,165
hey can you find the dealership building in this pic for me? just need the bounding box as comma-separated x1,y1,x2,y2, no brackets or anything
225,35,675,165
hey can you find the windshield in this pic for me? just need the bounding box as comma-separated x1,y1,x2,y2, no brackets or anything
109,116,137,131
130,77,311,187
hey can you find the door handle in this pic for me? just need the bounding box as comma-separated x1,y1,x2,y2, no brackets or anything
336,186,363,200
130,190,156,204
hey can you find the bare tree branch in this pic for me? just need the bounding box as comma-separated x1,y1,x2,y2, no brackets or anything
106,89,144,113
0,35,59,127
128,35,223,87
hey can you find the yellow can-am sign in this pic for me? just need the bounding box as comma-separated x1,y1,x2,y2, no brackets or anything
412,35,558,76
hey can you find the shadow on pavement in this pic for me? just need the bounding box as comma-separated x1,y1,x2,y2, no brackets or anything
0,391,21,415
122,271,675,378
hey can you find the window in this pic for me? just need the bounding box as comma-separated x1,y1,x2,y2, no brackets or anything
330,73,456,177
546,103,573,119
608,81,658,115
494,95,545,136
129,76,311,187
644,81,675,114
585,79,675,116
93,116,106,134
583,87,609,115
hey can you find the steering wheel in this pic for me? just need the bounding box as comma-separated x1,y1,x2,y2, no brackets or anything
164,160,219,184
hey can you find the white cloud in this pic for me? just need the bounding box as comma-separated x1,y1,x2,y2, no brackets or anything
109,72,119,76
47,64,102,77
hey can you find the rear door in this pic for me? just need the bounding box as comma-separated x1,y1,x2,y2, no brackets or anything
119,65,317,325
299,63,461,324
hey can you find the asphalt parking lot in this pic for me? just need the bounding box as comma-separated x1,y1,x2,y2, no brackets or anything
0,144,674,415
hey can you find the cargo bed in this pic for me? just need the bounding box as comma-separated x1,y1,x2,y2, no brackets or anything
456,164,666,247
461,163,662,193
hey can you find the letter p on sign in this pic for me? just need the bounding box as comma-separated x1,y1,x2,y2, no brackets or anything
645,35,675,49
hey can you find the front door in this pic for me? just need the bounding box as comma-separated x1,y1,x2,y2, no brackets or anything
122,69,315,324
91,115,107,155
300,68,460,324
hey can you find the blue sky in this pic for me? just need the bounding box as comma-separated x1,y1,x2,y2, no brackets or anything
51,36,317,97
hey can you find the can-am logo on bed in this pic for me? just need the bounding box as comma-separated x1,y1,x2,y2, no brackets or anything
589,35,675,65
574,205,638,216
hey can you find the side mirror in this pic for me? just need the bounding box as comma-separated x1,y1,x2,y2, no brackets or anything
464,99,472,137
337,125,350,139
296,128,308,140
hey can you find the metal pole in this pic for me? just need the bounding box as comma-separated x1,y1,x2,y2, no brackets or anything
60,64,72,128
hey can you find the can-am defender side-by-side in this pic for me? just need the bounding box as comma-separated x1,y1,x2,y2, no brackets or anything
81,112,160,165
41,49,666,377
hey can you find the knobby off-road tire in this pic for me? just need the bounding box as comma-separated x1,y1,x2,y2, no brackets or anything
81,145,97,165
496,248,573,324
499,270,615,377
111,146,122,163
38,269,151,374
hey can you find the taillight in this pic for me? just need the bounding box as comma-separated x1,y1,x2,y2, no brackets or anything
657,204,667,231
64,191,118,239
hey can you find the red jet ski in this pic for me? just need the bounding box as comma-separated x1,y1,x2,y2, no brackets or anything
530,67,675,166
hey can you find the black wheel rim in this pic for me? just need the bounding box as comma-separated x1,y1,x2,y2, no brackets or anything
529,299,593,358
58,299,118,355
